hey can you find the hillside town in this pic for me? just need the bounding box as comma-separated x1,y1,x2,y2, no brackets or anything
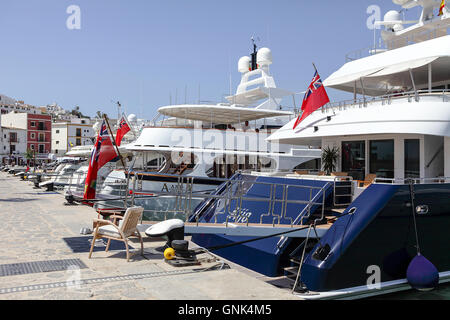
0,93,102,166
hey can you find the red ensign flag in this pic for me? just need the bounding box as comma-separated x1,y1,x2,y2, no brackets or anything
83,120,120,200
115,115,131,147
293,69,330,130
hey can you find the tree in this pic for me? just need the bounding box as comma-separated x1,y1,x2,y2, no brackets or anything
25,149,34,166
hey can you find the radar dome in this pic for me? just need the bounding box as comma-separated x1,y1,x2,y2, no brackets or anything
257,47,272,66
93,121,100,133
383,10,402,31
238,56,251,73
384,10,401,24
128,114,137,123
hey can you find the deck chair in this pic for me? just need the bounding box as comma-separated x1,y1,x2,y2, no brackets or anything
89,206,144,262
357,174,377,187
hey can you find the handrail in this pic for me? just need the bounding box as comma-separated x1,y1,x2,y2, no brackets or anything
374,176,450,184
345,25,449,61
321,89,450,114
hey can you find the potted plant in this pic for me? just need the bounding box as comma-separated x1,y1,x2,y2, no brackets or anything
321,146,339,175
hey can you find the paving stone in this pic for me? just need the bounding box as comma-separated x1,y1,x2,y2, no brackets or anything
0,173,301,300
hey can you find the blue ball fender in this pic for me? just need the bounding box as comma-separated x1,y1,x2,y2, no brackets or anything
406,254,439,291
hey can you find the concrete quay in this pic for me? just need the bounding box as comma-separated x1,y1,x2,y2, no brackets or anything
0,172,299,300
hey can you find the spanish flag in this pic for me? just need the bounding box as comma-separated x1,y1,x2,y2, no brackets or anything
439,0,445,16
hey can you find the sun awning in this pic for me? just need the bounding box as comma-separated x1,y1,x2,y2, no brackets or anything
158,105,292,125
366,56,439,78
323,35,450,96
323,67,384,87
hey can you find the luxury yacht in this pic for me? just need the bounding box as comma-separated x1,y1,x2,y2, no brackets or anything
95,45,321,219
186,0,450,299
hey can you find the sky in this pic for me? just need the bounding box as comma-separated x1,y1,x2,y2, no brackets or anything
0,1,422,119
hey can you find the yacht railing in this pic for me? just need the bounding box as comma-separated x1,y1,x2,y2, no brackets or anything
321,89,450,114
374,177,450,185
96,173,334,227
346,24,449,61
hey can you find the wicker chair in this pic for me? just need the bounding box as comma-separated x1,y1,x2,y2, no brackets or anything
89,206,144,262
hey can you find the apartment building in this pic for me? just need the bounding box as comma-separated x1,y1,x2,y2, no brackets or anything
52,118,94,155
0,126,27,165
1,113,52,160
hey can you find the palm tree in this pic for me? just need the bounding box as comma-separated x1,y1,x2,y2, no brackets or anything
321,146,339,175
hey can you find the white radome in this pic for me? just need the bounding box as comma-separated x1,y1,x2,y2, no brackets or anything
128,114,137,123
93,121,100,133
238,56,251,73
384,10,402,27
257,47,273,66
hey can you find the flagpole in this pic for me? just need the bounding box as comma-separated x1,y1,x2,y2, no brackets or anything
103,114,127,169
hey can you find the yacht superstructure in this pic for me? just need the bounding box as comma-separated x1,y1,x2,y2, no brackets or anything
186,1,450,299
95,45,321,219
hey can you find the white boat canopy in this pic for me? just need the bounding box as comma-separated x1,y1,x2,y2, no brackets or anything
158,105,293,125
324,35,450,96
225,87,294,105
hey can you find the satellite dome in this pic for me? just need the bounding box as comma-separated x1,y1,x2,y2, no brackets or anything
384,10,401,22
383,10,402,30
128,114,137,123
238,56,251,73
257,47,272,66
93,121,100,132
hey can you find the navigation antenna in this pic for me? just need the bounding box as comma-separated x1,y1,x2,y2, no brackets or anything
250,36,260,71
116,101,122,125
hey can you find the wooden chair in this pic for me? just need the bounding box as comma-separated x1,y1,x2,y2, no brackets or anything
357,174,377,187
89,206,144,262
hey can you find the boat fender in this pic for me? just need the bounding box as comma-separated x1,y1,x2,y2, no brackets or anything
406,254,439,291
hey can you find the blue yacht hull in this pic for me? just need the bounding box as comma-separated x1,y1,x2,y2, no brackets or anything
191,176,450,291
301,183,450,292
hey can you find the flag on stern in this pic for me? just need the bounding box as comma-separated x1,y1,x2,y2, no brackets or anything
439,0,446,16
83,120,120,200
115,115,131,147
293,67,330,130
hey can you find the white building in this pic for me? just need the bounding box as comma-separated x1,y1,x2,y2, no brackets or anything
0,126,27,165
0,94,42,115
52,118,95,155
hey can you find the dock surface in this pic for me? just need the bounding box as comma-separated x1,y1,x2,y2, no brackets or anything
0,172,300,300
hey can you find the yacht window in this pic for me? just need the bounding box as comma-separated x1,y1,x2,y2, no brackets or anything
369,140,394,179
405,139,420,178
342,141,366,181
